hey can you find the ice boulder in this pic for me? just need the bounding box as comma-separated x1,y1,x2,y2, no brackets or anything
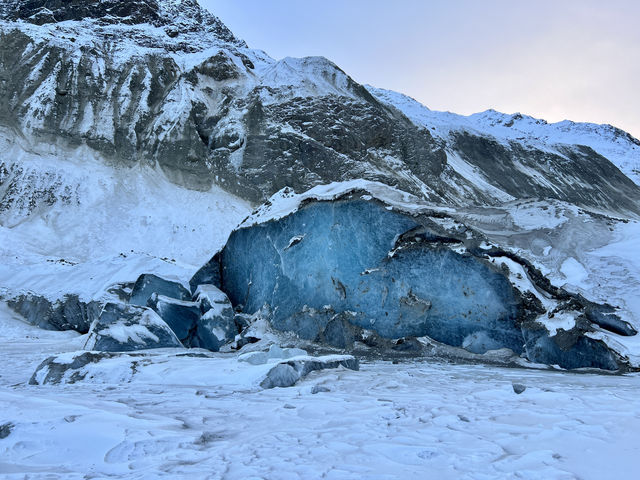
219,197,524,352
195,302,238,351
129,274,191,307
193,284,232,314
201,182,632,371
260,355,360,389
29,351,120,385
84,303,183,352
190,256,222,294
147,293,201,345
189,284,239,351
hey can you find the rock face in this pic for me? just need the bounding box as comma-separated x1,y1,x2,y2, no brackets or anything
1,0,639,220
3,0,243,44
84,302,183,352
204,183,632,371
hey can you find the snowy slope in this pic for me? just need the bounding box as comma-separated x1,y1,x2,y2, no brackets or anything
0,142,251,302
367,86,640,186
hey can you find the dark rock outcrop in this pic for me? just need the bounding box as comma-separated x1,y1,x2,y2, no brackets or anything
0,0,244,46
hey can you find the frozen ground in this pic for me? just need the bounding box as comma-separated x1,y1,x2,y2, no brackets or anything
1,305,639,480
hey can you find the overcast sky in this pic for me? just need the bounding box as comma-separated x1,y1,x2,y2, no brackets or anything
203,0,640,138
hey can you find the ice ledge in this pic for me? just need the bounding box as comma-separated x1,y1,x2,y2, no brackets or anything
239,180,453,229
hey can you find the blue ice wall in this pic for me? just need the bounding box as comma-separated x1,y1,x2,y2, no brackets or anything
221,199,524,354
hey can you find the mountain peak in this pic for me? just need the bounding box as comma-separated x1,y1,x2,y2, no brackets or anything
1,0,245,46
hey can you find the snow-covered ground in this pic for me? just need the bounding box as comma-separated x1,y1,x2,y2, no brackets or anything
2,304,639,479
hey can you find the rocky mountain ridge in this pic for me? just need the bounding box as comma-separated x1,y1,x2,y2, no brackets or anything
367,86,640,186
1,0,639,220
0,1,639,371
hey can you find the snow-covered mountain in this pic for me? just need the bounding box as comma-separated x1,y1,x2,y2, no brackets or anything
2,3,640,477
0,1,639,366
367,86,640,187
1,0,639,218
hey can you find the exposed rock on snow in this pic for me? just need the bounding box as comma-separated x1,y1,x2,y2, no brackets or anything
84,302,183,352
260,355,359,389
512,383,527,394
311,385,331,394
0,421,14,439
30,351,121,385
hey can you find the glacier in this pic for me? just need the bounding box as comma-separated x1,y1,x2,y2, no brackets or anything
199,182,633,371
0,1,639,478
220,199,523,349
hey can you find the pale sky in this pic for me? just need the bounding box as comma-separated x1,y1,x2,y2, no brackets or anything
203,0,640,138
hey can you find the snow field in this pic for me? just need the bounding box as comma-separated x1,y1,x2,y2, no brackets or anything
1,305,639,479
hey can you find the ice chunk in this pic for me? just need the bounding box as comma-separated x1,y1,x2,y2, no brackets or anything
30,351,118,385
84,303,183,352
260,355,359,389
238,344,308,365
129,274,191,307
208,195,629,370
523,329,619,371
220,199,523,352
189,254,222,293
193,283,231,313
196,302,237,351
147,293,201,345
462,331,505,354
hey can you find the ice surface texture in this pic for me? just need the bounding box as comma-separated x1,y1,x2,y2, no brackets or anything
221,199,523,353
213,196,627,370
